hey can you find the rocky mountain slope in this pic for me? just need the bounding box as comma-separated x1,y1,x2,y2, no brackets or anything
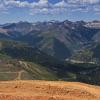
0,20,100,85
0,40,100,85
0,20,100,60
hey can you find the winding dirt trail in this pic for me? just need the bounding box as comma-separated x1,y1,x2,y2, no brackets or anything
0,80,100,100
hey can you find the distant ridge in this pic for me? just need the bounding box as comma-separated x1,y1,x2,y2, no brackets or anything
0,20,100,60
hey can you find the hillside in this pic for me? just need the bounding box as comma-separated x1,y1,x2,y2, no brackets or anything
0,54,57,81
0,21,100,60
0,80,100,100
0,40,100,85
0,21,100,85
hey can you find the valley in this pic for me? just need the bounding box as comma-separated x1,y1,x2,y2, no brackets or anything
0,20,100,85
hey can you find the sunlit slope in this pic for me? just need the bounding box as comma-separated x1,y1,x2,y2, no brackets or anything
0,54,57,81
0,80,100,100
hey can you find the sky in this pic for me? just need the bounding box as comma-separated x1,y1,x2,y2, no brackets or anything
0,0,100,24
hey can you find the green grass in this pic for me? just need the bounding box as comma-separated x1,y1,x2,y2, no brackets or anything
0,53,58,80
0,73,18,81
20,61,58,80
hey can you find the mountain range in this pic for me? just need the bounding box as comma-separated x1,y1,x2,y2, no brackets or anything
0,20,100,60
0,20,100,85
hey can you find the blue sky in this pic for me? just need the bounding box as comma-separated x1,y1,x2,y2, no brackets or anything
0,0,100,24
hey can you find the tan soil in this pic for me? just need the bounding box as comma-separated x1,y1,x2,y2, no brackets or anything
0,80,100,100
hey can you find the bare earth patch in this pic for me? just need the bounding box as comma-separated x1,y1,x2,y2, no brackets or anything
0,80,100,100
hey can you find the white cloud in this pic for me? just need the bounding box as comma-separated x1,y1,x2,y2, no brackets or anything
30,0,51,8
4,0,29,7
67,0,100,4
0,0,100,15
54,0,67,8
82,0,100,4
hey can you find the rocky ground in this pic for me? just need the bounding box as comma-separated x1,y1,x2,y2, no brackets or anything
0,80,100,100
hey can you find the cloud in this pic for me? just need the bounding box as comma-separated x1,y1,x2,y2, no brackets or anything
3,0,29,7
54,0,67,8
82,0,100,4
0,0,100,15
67,0,100,4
